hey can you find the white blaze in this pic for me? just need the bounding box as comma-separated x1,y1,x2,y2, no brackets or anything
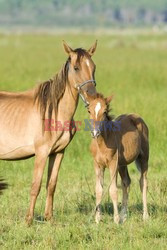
86,59,90,67
95,102,101,119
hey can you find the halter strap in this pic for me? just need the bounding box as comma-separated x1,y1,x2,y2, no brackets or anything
77,79,96,107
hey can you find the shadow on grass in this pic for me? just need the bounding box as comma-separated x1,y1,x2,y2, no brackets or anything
77,199,167,217
130,202,166,213
0,178,8,195
34,215,45,223
76,199,115,216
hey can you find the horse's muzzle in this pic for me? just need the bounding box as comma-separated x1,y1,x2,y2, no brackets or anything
91,129,101,139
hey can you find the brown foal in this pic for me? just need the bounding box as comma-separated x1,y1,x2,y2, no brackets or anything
0,41,97,225
87,93,149,224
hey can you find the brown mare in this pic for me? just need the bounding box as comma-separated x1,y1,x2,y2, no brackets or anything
87,93,149,224
0,41,97,225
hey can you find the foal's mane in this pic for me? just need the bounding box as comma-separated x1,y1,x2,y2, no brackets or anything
34,48,87,121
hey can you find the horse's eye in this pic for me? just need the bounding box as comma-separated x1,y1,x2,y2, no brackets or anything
74,66,79,71
88,110,90,114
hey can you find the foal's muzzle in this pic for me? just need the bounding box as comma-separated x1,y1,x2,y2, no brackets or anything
91,129,101,138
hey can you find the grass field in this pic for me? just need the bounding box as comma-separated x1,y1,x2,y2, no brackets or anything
0,32,167,249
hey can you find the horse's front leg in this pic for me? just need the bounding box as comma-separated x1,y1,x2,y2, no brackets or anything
94,161,104,223
26,149,48,225
109,160,120,224
44,150,64,221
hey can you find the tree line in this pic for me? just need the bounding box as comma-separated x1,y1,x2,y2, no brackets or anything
0,0,167,28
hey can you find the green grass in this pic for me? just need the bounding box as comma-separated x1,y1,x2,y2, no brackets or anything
0,32,167,249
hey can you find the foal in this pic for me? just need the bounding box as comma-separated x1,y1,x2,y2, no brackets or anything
87,93,149,224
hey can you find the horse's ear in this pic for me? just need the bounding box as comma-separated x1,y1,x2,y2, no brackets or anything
87,40,97,56
105,95,113,104
62,40,73,55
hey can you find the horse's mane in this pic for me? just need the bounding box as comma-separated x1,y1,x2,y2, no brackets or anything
34,48,88,122
34,60,69,121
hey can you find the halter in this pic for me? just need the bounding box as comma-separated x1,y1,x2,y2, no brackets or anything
77,79,96,107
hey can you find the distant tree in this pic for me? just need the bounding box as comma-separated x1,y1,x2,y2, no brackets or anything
163,9,167,22
138,8,146,20
113,8,122,22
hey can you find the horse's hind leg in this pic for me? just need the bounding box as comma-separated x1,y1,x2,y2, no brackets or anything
119,165,131,223
136,158,149,220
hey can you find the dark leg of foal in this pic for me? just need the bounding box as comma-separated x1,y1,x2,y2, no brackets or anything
26,151,48,225
136,158,149,220
94,161,104,223
119,165,131,223
44,151,64,221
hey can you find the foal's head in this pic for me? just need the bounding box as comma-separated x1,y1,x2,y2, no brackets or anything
87,93,113,138
63,41,97,103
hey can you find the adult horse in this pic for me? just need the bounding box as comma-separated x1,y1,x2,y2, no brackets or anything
0,41,97,225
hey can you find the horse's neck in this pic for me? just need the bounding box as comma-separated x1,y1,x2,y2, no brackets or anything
96,128,116,150
57,83,79,122
96,133,107,148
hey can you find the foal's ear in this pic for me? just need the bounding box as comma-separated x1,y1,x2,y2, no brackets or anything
87,40,97,56
62,41,73,55
105,95,113,104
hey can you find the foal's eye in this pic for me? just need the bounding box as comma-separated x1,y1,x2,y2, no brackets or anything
74,66,79,71
88,110,90,114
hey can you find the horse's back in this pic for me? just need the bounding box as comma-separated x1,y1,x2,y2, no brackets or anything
115,113,149,165
0,90,40,159
116,113,148,135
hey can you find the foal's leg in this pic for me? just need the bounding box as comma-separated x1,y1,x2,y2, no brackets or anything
140,163,149,220
109,160,120,224
44,151,64,221
136,159,149,220
26,150,48,225
119,165,131,223
94,161,104,223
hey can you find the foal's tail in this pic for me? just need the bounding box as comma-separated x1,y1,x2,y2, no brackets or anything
130,113,149,161
0,178,8,195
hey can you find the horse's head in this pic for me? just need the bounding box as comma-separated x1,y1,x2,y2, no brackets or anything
63,41,97,106
87,93,113,138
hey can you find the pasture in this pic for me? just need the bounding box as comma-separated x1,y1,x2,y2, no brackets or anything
0,32,167,249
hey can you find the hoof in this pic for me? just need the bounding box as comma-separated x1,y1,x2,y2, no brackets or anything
120,209,127,224
26,214,33,226
120,214,127,224
114,215,120,224
95,212,101,224
143,212,149,221
44,213,53,221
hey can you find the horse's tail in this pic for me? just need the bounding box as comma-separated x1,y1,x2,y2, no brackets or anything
0,178,8,195
129,114,149,168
